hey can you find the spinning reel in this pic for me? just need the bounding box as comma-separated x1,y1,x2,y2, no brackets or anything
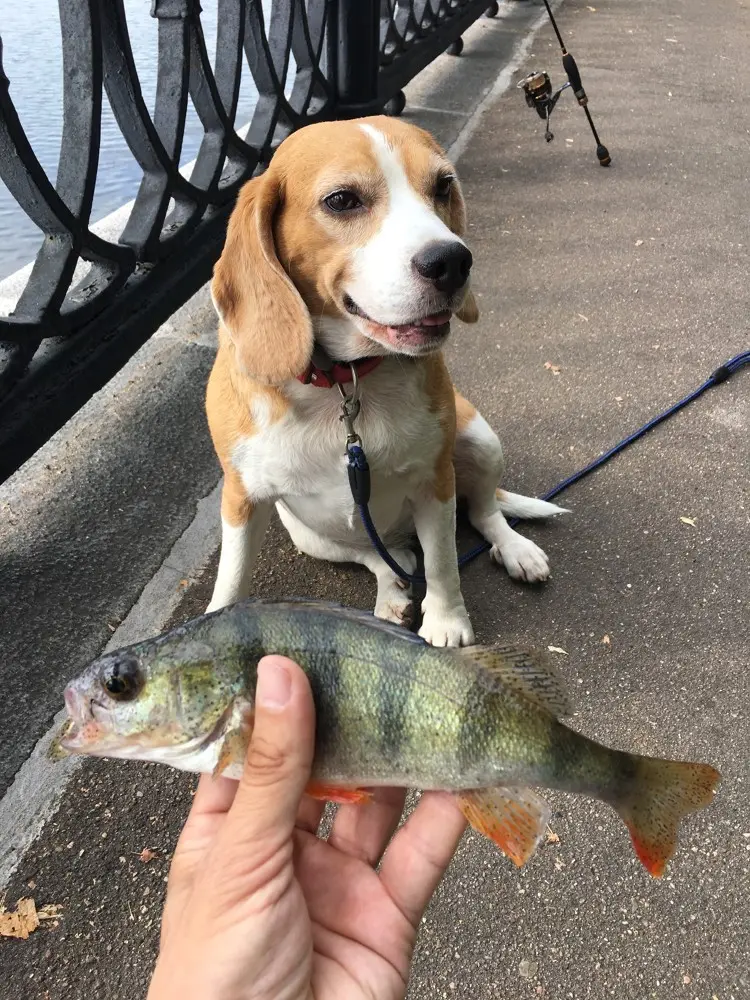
517,1,610,166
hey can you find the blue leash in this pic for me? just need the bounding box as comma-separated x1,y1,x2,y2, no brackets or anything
347,350,750,586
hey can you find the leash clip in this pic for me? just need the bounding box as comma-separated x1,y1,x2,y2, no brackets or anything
338,364,362,447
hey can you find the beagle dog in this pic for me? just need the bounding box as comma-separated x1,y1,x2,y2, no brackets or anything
205,116,566,647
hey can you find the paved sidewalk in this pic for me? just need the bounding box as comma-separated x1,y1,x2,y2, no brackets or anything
1,0,748,998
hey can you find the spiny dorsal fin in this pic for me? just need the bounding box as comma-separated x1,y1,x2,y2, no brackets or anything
460,644,573,717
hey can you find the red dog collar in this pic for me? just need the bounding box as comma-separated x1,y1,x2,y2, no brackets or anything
297,355,384,389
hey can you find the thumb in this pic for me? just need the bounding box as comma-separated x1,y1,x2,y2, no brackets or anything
222,656,316,854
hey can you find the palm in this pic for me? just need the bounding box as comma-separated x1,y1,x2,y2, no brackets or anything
292,787,464,1000
163,782,465,1000
297,831,413,999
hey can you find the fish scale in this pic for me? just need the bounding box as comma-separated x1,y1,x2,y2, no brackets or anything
52,598,721,878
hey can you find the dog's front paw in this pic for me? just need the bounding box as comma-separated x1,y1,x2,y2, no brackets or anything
419,603,475,647
375,595,414,628
374,550,416,627
491,533,550,583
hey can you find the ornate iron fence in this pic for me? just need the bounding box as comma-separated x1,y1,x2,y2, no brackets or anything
0,0,497,483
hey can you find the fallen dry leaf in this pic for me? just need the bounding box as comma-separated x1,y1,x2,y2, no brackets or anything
547,645,568,656
601,634,611,645
179,579,190,588
545,828,560,844
543,362,562,375
679,516,696,527
138,847,157,864
0,897,40,939
37,904,63,921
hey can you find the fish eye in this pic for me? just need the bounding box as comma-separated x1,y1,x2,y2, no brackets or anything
101,654,144,702
434,174,455,200
323,189,363,213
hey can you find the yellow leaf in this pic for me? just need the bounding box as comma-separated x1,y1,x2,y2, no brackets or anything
679,516,696,527
547,645,568,656
0,897,40,939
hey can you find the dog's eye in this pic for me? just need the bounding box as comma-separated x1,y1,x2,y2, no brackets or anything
323,190,363,213
434,175,454,200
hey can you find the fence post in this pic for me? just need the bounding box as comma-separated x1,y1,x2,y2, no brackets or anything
335,0,383,118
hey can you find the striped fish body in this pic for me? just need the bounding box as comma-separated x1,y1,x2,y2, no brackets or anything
57,599,720,878
244,607,606,794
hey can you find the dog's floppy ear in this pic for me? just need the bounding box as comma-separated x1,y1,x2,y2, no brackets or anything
447,173,479,324
211,170,313,383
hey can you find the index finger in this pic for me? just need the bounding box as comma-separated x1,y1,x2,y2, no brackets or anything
163,774,241,922
171,774,238,864
378,791,467,926
328,787,407,866
190,771,240,817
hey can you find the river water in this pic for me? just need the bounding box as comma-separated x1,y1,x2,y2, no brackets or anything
0,0,279,280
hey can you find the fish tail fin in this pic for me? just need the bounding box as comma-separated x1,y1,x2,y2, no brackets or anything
495,489,570,519
612,757,721,878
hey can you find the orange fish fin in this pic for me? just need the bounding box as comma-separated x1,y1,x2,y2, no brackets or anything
213,703,254,778
456,786,551,867
611,758,721,878
305,782,373,805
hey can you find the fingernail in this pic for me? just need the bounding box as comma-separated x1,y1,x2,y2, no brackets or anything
257,660,291,710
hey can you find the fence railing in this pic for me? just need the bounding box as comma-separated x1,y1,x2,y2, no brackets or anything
0,0,497,484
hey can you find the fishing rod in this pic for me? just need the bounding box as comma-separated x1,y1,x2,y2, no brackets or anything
516,0,611,165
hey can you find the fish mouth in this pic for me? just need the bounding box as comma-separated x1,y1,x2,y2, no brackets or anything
342,294,451,355
58,684,118,754
64,683,87,724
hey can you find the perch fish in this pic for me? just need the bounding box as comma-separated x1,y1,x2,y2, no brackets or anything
53,599,720,877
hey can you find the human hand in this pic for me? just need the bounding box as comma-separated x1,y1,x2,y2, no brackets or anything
148,655,467,1000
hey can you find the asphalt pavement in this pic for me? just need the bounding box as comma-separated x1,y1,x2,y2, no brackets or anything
1,0,748,997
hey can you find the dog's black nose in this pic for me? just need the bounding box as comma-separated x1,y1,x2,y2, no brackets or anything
412,240,473,295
